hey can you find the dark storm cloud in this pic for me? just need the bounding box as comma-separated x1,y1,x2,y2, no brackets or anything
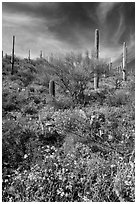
2,2,135,62
2,2,98,47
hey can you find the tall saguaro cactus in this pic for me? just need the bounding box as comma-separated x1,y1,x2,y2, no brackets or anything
11,35,15,75
94,29,99,90
49,80,55,97
95,29,99,59
122,42,127,81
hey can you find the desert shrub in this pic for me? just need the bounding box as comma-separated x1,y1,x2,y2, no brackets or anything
52,109,88,135
35,70,50,88
38,107,130,155
127,80,135,93
46,94,74,110
2,57,12,74
55,97,74,109
51,108,123,154
85,89,107,105
2,90,20,112
33,96,41,104
2,119,36,169
48,53,107,105
2,85,35,112
105,90,129,107
2,63,12,75
17,69,35,87
23,102,38,115
9,73,21,82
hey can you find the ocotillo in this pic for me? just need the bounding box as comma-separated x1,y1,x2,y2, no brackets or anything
122,42,127,81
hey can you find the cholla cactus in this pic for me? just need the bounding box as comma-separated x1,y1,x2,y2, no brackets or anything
49,80,55,97
122,42,127,81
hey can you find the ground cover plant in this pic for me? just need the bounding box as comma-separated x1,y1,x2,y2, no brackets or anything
2,54,135,202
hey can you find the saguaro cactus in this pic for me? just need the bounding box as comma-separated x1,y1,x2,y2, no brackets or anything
11,35,15,75
40,50,42,59
94,29,99,90
49,80,55,97
95,29,99,59
28,49,31,62
122,42,127,81
109,62,112,71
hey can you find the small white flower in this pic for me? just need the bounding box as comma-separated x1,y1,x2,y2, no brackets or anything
111,164,116,168
108,134,113,141
24,154,28,159
60,192,64,197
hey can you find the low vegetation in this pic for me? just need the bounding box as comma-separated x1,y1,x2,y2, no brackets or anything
2,53,135,202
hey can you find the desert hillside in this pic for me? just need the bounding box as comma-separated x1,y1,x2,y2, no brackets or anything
2,53,135,202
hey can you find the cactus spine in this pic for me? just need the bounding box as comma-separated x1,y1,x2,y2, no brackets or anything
122,42,127,81
94,29,99,90
11,35,15,75
49,80,55,97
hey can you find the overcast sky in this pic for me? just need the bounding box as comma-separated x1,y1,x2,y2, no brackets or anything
2,2,135,63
